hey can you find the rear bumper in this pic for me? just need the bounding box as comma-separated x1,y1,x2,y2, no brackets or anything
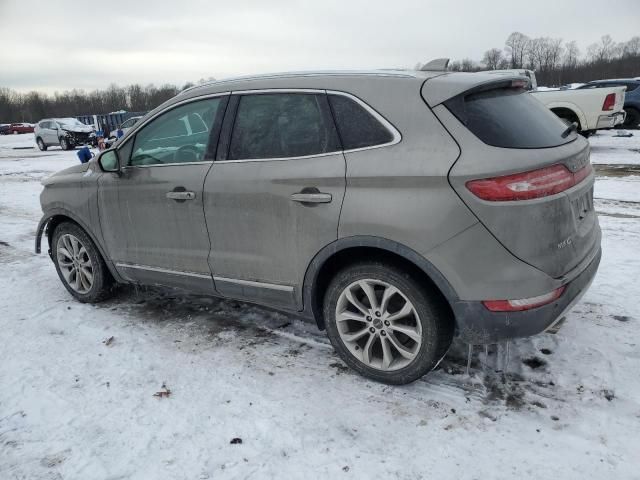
452,247,601,344
596,111,625,129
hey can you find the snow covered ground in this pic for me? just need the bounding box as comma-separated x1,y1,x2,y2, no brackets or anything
1,131,639,479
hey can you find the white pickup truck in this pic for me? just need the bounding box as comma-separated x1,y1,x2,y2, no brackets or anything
487,69,626,136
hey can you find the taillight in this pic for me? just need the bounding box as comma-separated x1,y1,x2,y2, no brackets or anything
482,286,566,312
466,163,592,201
602,93,616,111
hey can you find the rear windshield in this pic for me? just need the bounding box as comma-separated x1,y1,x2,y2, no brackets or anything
445,87,577,149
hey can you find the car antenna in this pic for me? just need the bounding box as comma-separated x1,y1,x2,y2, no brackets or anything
420,58,450,71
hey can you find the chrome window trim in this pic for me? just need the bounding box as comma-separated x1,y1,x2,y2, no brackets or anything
122,160,213,170
216,89,401,164
231,88,326,95
115,262,212,279
116,91,231,168
327,90,402,153
215,151,342,164
213,276,294,292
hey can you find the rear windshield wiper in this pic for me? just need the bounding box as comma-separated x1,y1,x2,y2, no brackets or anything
561,122,578,138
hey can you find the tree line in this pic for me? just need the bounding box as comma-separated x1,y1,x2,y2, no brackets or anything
0,81,206,123
442,33,640,86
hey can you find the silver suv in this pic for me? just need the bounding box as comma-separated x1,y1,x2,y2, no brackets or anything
36,70,601,384
35,118,95,150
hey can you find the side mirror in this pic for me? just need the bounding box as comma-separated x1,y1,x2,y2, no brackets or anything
98,149,120,173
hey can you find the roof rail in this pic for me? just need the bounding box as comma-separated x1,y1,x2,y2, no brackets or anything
420,58,450,72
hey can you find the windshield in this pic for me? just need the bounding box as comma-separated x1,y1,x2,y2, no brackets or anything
445,86,577,149
58,118,85,127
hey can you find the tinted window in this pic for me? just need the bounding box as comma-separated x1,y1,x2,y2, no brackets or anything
130,98,222,166
228,93,340,160
445,87,577,149
624,82,639,92
328,94,394,150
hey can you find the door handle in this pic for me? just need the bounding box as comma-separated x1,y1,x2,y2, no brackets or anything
290,192,332,204
166,191,196,201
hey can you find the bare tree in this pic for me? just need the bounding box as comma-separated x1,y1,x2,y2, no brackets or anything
622,36,640,57
505,32,530,68
482,48,504,70
563,40,581,68
587,34,617,62
460,58,478,72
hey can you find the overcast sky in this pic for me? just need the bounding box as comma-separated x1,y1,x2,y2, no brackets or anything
1,0,638,93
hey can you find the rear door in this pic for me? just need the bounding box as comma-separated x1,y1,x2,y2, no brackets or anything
98,95,228,293
204,91,345,309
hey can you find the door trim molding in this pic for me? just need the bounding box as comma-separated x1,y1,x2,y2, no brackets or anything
115,262,212,279
212,276,294,292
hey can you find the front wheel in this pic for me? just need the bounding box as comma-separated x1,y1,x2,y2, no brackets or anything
52,222,115,303
60,137,69,150
323,262,453,385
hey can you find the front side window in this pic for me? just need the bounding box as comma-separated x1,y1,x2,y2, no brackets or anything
129,98,222,166
328,94,394,150
228,93,340,160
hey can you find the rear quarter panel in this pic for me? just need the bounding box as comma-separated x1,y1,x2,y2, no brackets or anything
338,81,478,264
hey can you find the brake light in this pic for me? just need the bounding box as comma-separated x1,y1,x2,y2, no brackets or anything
466,163,592,201
602,93,616,111
482,286,566,312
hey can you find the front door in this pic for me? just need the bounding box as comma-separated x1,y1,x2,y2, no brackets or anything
204,91,346,308
98,95,228,293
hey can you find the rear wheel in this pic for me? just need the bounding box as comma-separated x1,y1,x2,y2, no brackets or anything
52,222,115,303
323,262,453,385
36,138,47,151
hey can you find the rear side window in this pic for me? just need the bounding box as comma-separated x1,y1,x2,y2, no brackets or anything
328,94,394,150
445,87,577,149
624,82,639,92
228,93,340,160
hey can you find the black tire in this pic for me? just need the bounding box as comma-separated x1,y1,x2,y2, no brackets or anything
36,137,47,151
623,107,640,129
323,262,453,385
60,137,69,150
51,222,115,303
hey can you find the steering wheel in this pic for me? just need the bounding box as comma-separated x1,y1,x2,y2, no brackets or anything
174,145,201,163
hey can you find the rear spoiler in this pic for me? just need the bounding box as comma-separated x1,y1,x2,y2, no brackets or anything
421,73,528,107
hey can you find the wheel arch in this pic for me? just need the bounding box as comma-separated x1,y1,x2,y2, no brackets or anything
548,104,587,131
302,236,459,330
36,209,124,283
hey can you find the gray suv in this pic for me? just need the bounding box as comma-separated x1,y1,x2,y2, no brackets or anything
36,70,601,384
35,118,95,151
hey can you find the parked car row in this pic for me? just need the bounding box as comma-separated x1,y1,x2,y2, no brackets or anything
0,122,35,134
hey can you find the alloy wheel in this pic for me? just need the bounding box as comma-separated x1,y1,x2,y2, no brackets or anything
56,233,94,294
335,279,422,371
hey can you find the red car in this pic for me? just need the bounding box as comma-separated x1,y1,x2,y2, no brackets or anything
8,123,35,134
